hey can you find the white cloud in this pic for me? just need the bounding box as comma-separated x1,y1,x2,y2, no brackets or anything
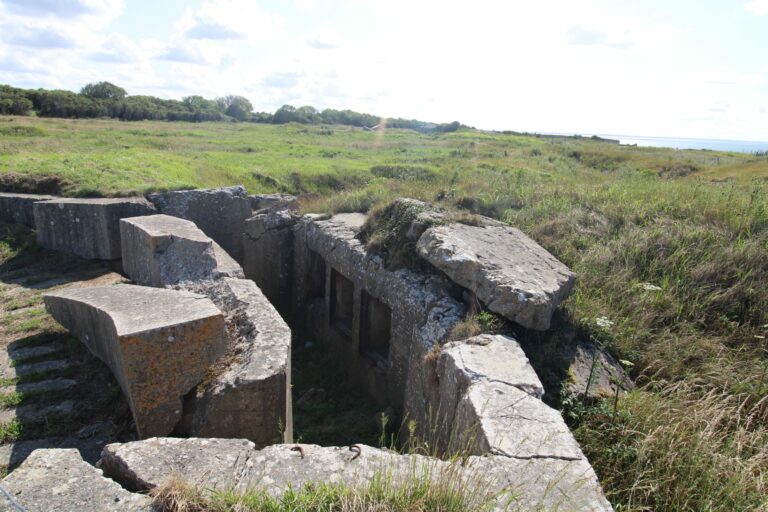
745,0,768,14
175,0,284,44
88,33,143,63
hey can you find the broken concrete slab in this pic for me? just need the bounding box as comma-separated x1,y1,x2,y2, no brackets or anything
43,284,228,438
0,422,115,469
33,197,156,260
120,214,243,287
173,277,292,446
417,222,576,330
1,448,150,511
249,193,299,212
0,192,55,227
242,211,299,318
438,334,545,400
99,438,612,511
147,186,251,262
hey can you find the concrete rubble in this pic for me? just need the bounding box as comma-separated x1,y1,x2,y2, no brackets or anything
120,213,292,445
0,192,55,227
33,197,156,260
249,193,299,212
99,437,612,511
147,186,251,262
417,221,576,330
0,448,150,512
43,284,228,438
120,214,243,287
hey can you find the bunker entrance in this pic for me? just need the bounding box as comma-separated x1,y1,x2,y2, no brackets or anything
306,249,326,300
330,268,354,338
359,291,391,368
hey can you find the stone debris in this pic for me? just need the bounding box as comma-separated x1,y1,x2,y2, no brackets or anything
249,193,299,212
0,448,150,511
43,284,228,438
417,221,576,330
33,197,156,260
99,437,611,511
0,192,55,227
147,186,251,262
175,278,292,445
0,422,115,469
120,214,243,287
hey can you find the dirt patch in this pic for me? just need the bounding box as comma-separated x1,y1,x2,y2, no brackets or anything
0,173,70,195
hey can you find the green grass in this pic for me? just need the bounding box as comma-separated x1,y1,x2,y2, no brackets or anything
2,116,768,511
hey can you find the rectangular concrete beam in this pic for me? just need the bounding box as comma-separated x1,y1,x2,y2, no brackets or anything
0,192,56,227
43,284,228,438
33,197,156,260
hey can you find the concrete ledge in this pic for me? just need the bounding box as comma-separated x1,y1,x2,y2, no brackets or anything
33,197,156,260
43,284,228,438
0,192,56,227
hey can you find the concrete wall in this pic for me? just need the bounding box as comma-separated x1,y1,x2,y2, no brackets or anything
0,193,55,227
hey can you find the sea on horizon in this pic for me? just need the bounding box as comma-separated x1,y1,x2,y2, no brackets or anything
596,134,768,154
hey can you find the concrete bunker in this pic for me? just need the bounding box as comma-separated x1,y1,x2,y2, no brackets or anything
359,290,391,367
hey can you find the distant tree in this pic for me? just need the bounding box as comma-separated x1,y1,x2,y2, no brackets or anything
215,95,253,121
0,85,33,115
272,104,298,124
182,95,216,111
80,81,127,101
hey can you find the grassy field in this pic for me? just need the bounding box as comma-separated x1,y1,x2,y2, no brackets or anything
1,116,767,511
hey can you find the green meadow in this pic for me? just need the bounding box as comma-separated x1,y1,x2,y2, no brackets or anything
2,116,767,511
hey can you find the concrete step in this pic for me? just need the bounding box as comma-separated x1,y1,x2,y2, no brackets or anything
0,400,75,424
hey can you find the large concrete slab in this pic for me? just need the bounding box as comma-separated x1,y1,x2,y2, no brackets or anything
1,448,150,511
43,284,228,438
99,438,612,511
33,197,156,260
174,277,292,446
0,192,55,227
120,214,243,287
147,186,251,262
417,222,576,330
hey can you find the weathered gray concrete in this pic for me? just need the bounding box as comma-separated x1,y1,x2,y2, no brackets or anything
1,448,150,511
43,284,228,438
0,192,55,227
249,193,299,212
33,197,156,260
0,400,74,425
99,437,612,511
292,213,465,428
147,186,251,262
11,378,77,395
120,214,243,287
417,222,576,330
174,277,292,446
242,211,298,318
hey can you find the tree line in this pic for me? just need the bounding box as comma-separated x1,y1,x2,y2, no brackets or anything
0,82,463,132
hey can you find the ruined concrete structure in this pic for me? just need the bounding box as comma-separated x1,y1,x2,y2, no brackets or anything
0,188,614,510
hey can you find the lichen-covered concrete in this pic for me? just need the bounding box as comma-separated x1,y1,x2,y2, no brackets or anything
43,284,228,438
33,197,156,260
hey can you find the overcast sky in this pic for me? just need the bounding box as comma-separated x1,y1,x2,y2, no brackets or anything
1,0,767,140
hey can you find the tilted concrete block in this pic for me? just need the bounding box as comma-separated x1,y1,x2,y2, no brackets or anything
120,214,243,287
147,186,251,262
43,284,228,438
33,197,156,260
174,278,292,446
417,222,575,330
0,192,56,227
